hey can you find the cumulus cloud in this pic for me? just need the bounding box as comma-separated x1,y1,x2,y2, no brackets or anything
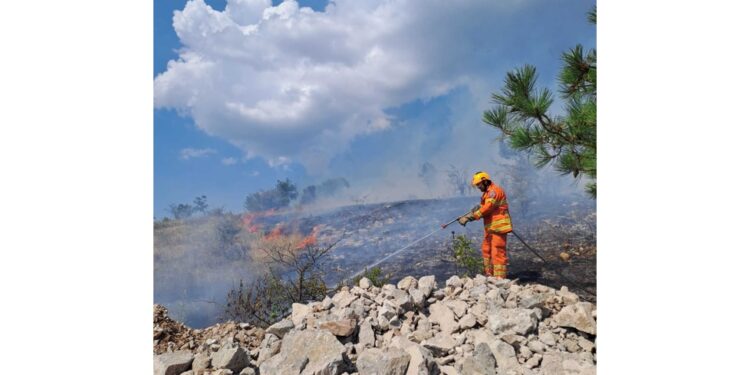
155,0,541,172
180,147,217,160
221,157,238,165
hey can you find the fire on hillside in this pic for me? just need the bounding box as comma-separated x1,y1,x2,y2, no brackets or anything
154,196,596,328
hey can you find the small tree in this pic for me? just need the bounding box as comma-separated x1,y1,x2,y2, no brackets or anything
275,179,298,204
317,178,350,197
493,150,540,220
300,185,317,205
483,7,596,197
418,162,438,191
168,203,194,220
448,235,484,277
193,195,208,215
446,165,470,196
244,179,300,212
226,234,336,327
259,240,333,303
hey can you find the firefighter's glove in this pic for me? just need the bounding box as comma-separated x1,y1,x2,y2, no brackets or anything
458,215,472,226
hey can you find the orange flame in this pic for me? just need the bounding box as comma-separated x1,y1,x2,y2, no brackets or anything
265,224,284,241
296,225,320,249
241,209,276,233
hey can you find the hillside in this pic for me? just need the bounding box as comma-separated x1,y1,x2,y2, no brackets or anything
155,196,595,328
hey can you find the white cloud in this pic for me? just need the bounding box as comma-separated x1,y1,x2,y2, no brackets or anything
156,0,538,172
221,157,238,165
179,147,216,160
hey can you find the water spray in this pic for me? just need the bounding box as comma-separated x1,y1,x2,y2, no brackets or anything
345,211,472,282
347,227,443,281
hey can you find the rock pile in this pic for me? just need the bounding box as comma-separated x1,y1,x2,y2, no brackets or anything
154,304,264,356
155,274,596,375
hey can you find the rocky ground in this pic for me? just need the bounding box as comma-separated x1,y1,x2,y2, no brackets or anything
155,274,596,375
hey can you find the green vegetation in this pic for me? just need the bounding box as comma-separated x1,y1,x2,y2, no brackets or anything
449,235,484,277
167,195,211,219
483,7,596,197
244,179,299,212
244,177,351,212
300,178,351,205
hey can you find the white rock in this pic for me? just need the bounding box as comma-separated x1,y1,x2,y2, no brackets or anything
459,342,496,375
525,353,543,369
397,276,419,290
154,351,194,375
539,351,596,375
266,318,294,339
359,277,373,289
210,346,251,373
191,353,211,373
390,336,440,375
469,284,488,299
488,308,539,336
357,347,411,375
291,303,312,326
409,288,425,308
359,319,376,348
417,275,437,297
552,302,596,335
578,337,595,352
378,301,398,321
559,286,580,305
332,290,358,309
259,329,346,375
518,292,546,310
528,340,546,354
423,332,457,356
539,331,557,346
445,276,463,288
468,303,488,326
257,334,281,364
321,296,334,310
428,301,459,334
458,314,476,330
319,319,357,337
445,300,468,318
390,288,414,312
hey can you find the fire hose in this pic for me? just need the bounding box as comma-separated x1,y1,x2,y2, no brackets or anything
509,231,597,297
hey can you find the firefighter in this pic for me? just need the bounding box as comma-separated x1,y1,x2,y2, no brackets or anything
458,171,513,278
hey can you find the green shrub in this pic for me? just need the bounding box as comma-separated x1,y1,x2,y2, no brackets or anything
450,235,484,277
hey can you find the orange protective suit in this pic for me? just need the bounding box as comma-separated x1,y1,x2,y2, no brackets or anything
472,182,513,278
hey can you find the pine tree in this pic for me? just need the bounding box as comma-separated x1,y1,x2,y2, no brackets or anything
483,7,596,197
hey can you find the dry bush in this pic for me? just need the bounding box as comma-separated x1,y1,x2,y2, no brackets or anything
225,231,336,327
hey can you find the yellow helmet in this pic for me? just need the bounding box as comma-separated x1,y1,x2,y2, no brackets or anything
472,171,491,186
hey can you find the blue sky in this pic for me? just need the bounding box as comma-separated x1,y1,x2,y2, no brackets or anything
154,0,596,216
